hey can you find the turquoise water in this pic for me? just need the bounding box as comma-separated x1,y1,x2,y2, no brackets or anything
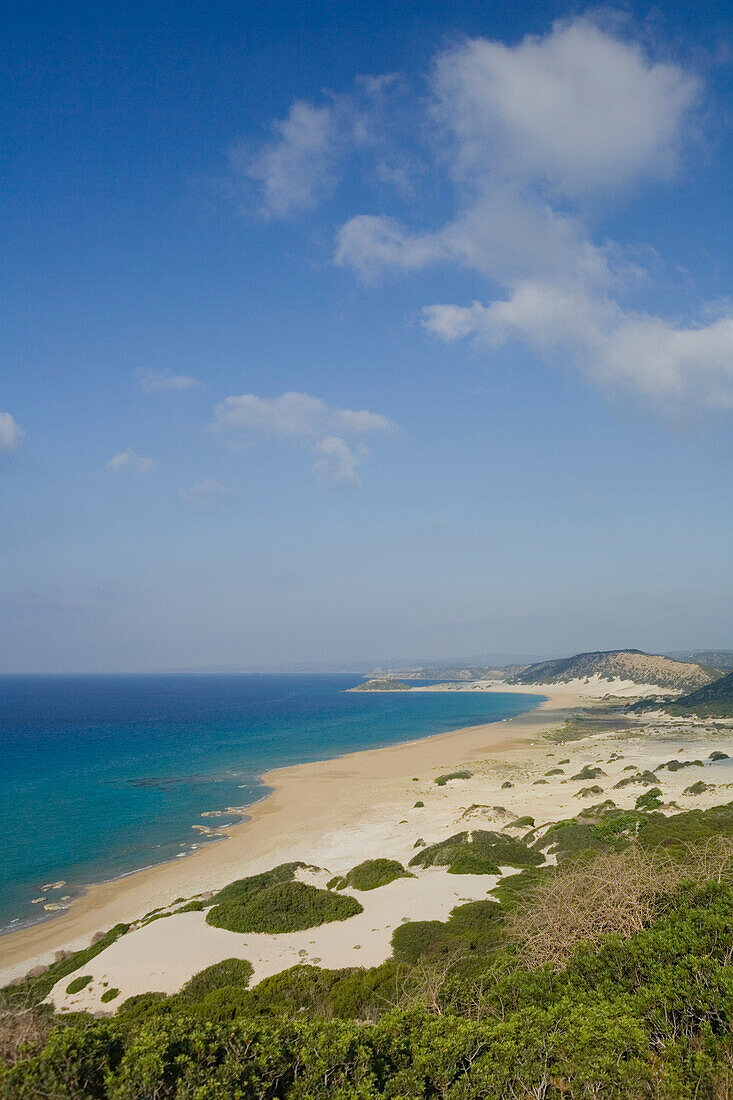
0,674,543,933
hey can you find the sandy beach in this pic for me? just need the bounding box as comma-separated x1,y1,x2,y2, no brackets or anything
3,677,731,1012
0,686,559,982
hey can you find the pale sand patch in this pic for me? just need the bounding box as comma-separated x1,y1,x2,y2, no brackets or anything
408,676,677,699
49,868,502,1014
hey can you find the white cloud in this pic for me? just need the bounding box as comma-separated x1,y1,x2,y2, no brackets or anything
312,436,363,487
235,101,338,217
431,16,699,196
0,412,24,452
332,16,733,408
424,283,733,407
179,479,230,506
233,74,410,218
136,369,200,392
213,391,395,440
107,451,155,475
212,391,395,486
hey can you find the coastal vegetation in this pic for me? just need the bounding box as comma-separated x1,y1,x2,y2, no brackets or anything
408,829,544,874
181,959,254,999
350,679,411,691
434,770,472,785
665,668,733,717
207,880,363,934
328,859,413,891
64,976,91,996
6,800,733,1095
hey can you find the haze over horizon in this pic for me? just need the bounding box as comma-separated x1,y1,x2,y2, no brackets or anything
3,1,733,673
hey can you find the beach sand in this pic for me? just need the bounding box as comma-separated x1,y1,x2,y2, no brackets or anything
3,678,731,1012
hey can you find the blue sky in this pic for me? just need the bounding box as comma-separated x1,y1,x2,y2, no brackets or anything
2,0,733,672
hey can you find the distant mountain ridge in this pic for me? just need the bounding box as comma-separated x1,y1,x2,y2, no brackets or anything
667,650,733,672
668,669,733,716
508,649,715,693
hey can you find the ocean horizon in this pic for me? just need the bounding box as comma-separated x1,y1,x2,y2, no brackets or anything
0,673,543,935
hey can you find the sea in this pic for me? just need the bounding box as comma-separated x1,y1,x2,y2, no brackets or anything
0,674,543,935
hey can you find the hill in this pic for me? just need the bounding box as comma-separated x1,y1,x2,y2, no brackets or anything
667,650,733,672
508,649,715,693
350,678,411,692
667,669,733,717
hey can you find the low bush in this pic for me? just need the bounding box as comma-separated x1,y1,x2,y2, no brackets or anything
207,861,305,907
635,787,664,811
329,858,413,892
570,765,605,781
434,771,472,786
65,976,92,996
180,958,254,1001
410,829,543,873
99,989,119,1004
206,881,363,933
447,853,500,875
683,780,714,796
613,770,660,788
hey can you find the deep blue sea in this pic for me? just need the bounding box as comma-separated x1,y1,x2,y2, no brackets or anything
0,674,543,934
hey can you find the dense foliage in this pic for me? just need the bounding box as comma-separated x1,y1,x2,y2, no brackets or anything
6,802,733,1096
409,829,544,875
668,668,733,716
207,880,363,933
4,881,733,1097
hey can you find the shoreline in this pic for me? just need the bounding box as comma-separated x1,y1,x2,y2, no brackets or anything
0,686,557,984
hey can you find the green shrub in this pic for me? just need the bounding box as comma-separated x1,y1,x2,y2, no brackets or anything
447,854,500,875
65,975,92,995
413,800,424,807
410,829,543,872
434,770,472,786
329,858,413,892
635,787,664,811
207,881,362,933
683,780,714,796
613,770,659,788
100,988,119,1004
656,758,704,772
391,899,504,964
181,958,254,1000
208,861,306,906
570,765,605,781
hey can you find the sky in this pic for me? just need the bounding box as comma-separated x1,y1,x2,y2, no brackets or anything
2,0,733,672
